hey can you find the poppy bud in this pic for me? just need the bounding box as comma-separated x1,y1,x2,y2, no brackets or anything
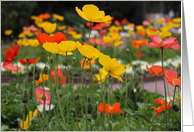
42,95,46,101
93,77,97,83
105,123,109,130
74,94,80,100
35,73,40,81
126,48,130,53
3,99,7,103
172,104,180,112
59,93,62,97
91,111,97,120
63,61,67,66
22,90,28,104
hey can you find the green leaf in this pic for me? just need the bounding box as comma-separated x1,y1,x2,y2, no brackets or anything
1,124,9,131
133,111,152,124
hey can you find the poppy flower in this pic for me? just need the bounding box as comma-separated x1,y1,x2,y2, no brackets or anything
51,69,66,85
171,40,180,51
35,74,49,85
72,33,82,39
146,65,168,76
146,28,171,39
142,20,151,26
23,25,38,31
3,45,19,66
172,17,181,23
86,22,94,27
78,44,103,59
27,39,39,47
58,25,67,30
114,20,121,26
153,99,166,105
36,32,66,45
2,63,21,71
103,32,124,47
39,13,51,19
98,102,123,117
99,29,107,36
164,70,181,86
80,58,95,70
35,87,50,105
76,4,111,23
99,55,126,82
91,23,103,30
4,29,13,35
95,67,108,84
108,25,122,33
53,14,64,21
147,34,177,49
67,27,74,31
132,39,148,46
43,41,80,54
139,29,147,36
121,18,127,24
136,52,143,58
152,100,171,116
42,22,57,34
19,58,38,65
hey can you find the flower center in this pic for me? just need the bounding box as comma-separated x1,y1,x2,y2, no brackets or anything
172,79,176,85
109,107,113,112
38,95,43,100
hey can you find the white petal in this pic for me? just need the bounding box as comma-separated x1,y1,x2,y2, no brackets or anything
37,104,55,112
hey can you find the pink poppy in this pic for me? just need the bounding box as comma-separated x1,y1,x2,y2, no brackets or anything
2,63,21,71
142,20,151,26
171,40,180,51
67,27,74,31
114,20,121,26
35,87,50,105
164,70,181,86
147,34,177,49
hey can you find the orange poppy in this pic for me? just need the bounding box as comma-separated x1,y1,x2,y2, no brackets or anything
164,70,181,86
133,44,140,50
51,69,66,85
153,99,165,105
139,30,147,36
91,23,103,30
146,65,168,76
151,28,158,32
132,39,148,46
39,13,51,19
80,58,95,70
136,52,143,58
2,63,21,71
35,74,49,85
98,102,123,117
152,100,171,116
86,22,94,27
36,32,66,45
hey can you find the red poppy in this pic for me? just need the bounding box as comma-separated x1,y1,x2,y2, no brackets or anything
39,13,51,19
146,65,168,76
139,30,147,36
19,58,38,65
136,52,143,58
150,28,158,32
67,27,74,31
3,45,19,67
51,69,66,85
121,18,127,24
36,32,66,45
98,102,123,117
153,99,166,105
91,23,103,30
164,70,181,86
86,22,94,27
2,63,21,71
114,20,121,26
111,16,114,20
99,29,107,36
152,100,171,116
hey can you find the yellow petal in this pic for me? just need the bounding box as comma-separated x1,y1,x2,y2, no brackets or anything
42,22,57,34
57,41,80,52
20,120,28,130
43,42,60,53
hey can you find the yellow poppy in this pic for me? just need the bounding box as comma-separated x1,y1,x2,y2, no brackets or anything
17,39,23,46
22,39,30,47
53,14,64,21
103,32,124,47
72,33,82,39
149,19,154,23
108,25,122,32
4,30,13,35
68,31,77,35
128,30,134,35
146,29,171,39
60,51,73,56
172,17,181,23
20,120,28,130
95,67,108,84
75,4,111,22
99,55,126,82
157,19,164,24
28,39,39,47
58,25,67,30
42,22,57,34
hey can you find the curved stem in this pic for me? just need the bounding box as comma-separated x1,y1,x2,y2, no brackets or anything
161,48,168,130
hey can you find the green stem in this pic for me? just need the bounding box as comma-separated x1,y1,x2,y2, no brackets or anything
124,73,128,117
41,72,46,130
55,54,66,126
172,86,177,131
89,59,95,109
88,22,91,45
81,57,88,130
23,104,25,131
166,82,171,100
161,48,168,130
155,75,157,95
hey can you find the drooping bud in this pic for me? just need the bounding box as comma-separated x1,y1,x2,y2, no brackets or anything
172,104,180,112
22,90,28,104
91,111,97,120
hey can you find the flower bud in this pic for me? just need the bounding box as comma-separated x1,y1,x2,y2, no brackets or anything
172,104,180,112
76,103,82,113
87,96,90,102
42,95,46,101
74,94,80,100
126,48,130,53
43,65,48,74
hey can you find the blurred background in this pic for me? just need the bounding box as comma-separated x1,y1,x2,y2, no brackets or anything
1,1,181,42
